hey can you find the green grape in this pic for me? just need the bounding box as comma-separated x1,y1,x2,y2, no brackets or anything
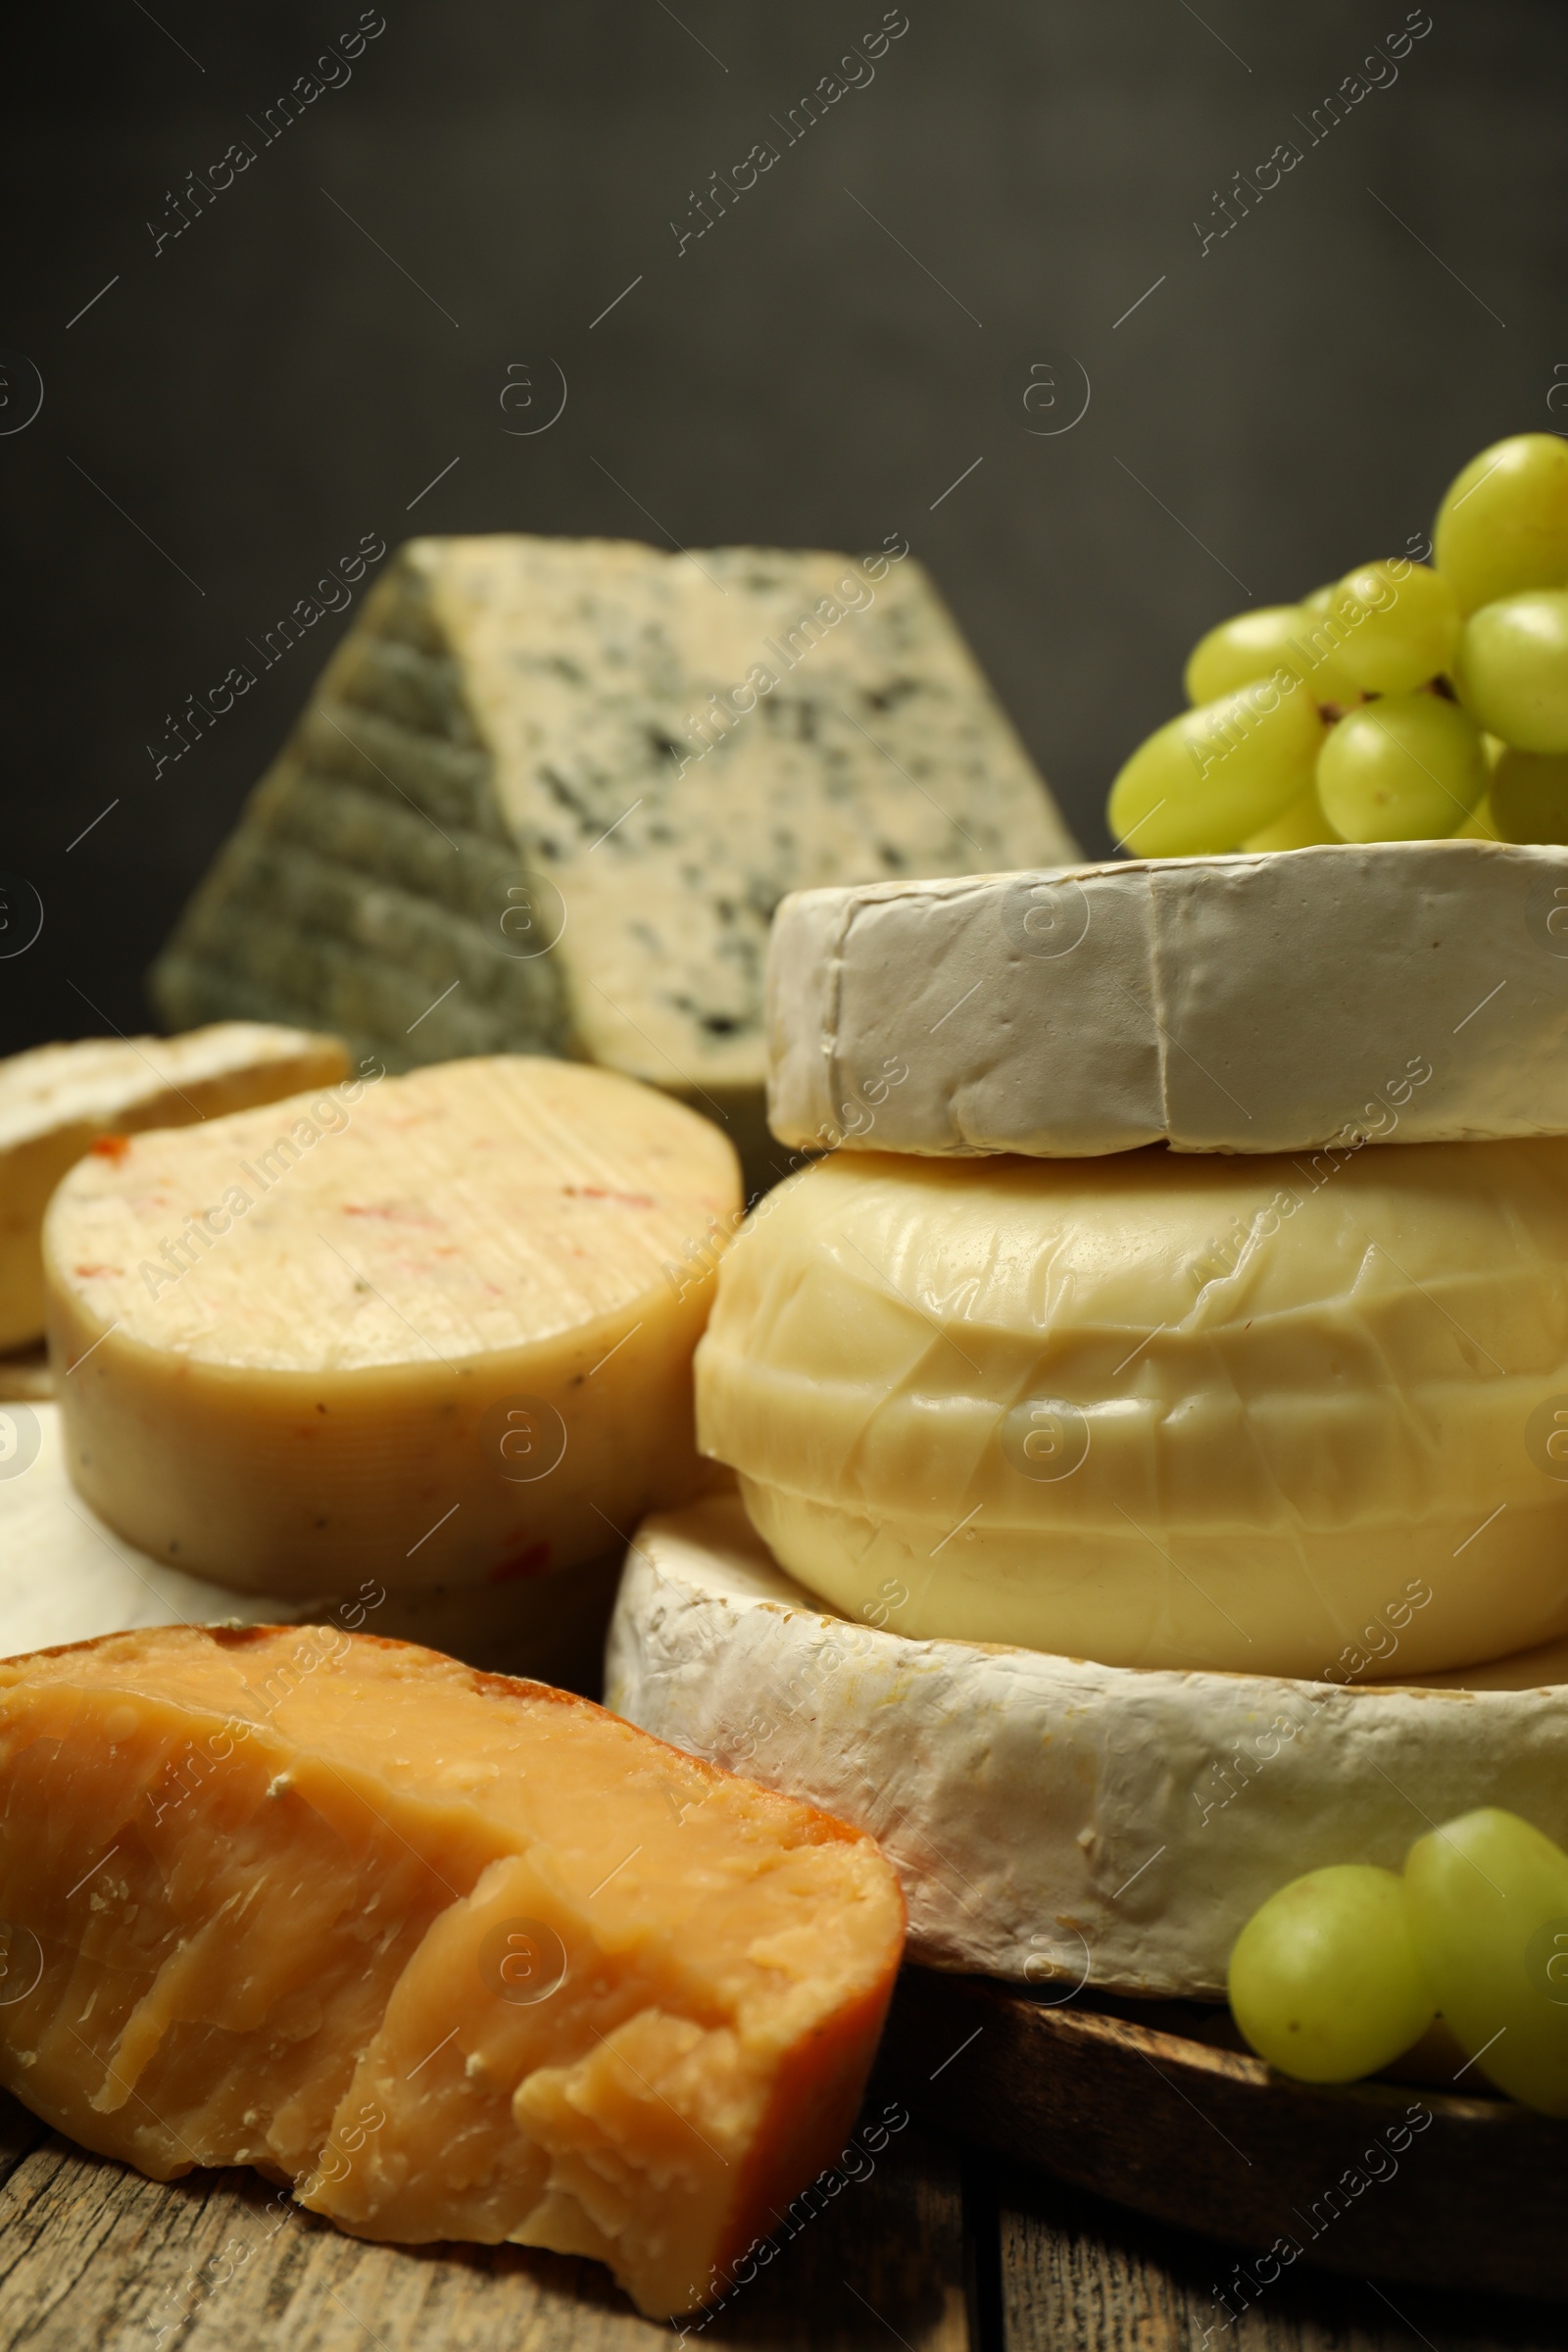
1404,1808,1568,2116
1228,1865,1436,2083
1315,693,1486,842
1107,676,1325,858
1281,600,1364,710
1434,434,1568,616
1186,606,1360,711
1490,748,1568,842
1301,583,1336,614
1333,561,1459,696
1241,783,1342,853
1185,607,1320,705
1453,591,1568,753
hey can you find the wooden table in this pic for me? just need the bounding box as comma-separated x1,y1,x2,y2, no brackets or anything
4,2075,1564,2352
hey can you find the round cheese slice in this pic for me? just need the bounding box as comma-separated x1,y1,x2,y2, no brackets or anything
0,1401,625,1688
607,1492,1568,1999
765,840,1568,1158
46,1057,740,1595
695,1140,1568,1679
0,1022,350,1351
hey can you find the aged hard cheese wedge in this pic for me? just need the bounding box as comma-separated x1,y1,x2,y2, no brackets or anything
695,1140,1568,1679
0,1401,620,1689
766,840,1568,1156
150,534,1076,1182
0,1023,350,1349
0,1624,905,2318
608,1493,1568,2000
47,1056,740,1594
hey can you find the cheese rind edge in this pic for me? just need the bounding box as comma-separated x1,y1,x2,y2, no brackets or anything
764,841,1568,1156
607,1494,1568,2001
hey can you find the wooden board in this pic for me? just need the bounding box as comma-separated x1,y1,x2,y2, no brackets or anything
988,2158,1568,2351
8,2065,1567,2348
881,1969,1568,2307
0,2088,970,2351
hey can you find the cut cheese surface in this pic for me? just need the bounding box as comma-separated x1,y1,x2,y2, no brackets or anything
765,841,1568,1157
0,1401,621,1690
0,1623,904,2318
608,1494,1568,1999
0,1023,349,1351
46,1056,741,1593
695,1141,1568,1678
149,535,1076,1189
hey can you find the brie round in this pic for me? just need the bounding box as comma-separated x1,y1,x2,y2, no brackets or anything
765,842,1568,1158
608,1493,1568,1999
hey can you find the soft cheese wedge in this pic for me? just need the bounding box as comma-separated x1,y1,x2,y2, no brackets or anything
0,1624,905,2318
697,1139,1568,1678
46,1057,740,1593
765,842,1568,1157
609,1493,1568,2000
0,1023,350,1350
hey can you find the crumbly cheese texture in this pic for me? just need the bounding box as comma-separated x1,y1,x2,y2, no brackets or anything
0,1023,349,1351
608,1494,1568,1999
0,1624,905,2319
149,535,1076,1184
766,841,1568,1157
45,1056,741,1595
695,1141,1568,1679
0,1402,621,1688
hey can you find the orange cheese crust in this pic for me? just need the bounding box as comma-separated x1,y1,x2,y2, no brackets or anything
0,1625,906,2319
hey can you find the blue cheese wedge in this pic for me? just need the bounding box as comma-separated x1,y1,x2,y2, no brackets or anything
151,536,1077,1181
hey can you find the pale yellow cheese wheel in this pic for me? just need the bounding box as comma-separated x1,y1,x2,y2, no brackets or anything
0,1023,349,1352
47,1057,740,1593
695,1142,1568,1677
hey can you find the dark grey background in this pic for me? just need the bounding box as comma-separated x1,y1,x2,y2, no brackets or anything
3,0,1563,1054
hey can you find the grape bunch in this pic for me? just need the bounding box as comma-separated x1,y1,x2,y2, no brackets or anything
1228,1807,1568,2114
1106,434,1568,857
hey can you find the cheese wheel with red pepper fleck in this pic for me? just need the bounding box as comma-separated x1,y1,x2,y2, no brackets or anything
44,1057,741,1595
0,1022,350,1351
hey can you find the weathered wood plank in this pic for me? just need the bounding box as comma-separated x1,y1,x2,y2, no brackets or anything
885,1969,1568,2303
0,2091,970,2351
994,2157,1568,2352
0,2084,44,2193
